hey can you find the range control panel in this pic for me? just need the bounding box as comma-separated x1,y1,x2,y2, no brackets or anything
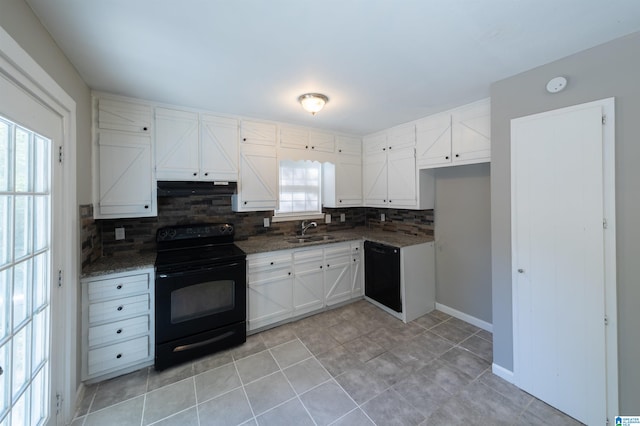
156,223,235,242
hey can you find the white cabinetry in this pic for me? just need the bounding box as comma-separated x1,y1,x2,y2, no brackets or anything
324,136,362,207
363,123,433,209
155,108,238,181
280,126,335,153
233,120,278,211
351,242,364,297
324,244,353,306
247,251,293,330
293,248,325,316
81,269,154,382
416,98,490,168
94,96,156,218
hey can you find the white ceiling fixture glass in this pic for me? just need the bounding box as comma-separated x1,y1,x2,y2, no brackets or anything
298,93,329,115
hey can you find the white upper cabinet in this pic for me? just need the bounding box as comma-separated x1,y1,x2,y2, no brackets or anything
240,120,277,146
94,96,156,219
97,98,153,133
155,108,199,179
363,123,419,209
155,108,238,181
200,114,239,181
324,135,362,207
232,144,278,211
451,98,491,164
416,98,490,168
280,126,335,153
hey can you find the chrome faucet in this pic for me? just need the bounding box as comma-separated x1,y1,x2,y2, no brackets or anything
301,220,318,236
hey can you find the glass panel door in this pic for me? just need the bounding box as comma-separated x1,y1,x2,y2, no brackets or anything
0,116,51,425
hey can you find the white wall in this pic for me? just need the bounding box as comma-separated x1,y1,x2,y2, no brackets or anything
434,163,492,323
490,31,640,413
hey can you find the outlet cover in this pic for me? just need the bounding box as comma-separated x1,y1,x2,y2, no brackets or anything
263,217,270,227
340,213,346,222
115,227,125,240
381,213,386,222
325,214,331,224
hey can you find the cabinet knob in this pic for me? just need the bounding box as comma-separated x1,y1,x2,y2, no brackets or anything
116,353,122,359
288,272,291,276
116,328,123,334
116,284,123,290
311,146,315,150
388,146,392,150
204,172,209,176
518,268,525,273
193,172,197,176
327,264,330,268
338,149,342,153
455,154,460,158
382,148,386,151
339,200,342,203
243,138,247,141
244,201,247,205
389,200,392,203
383,199,386,203
143,126,148,131
305,145,309,149
445,156,449,160
144,205,149,209
270,261,274,265
117,306,123,311
320,265,323,269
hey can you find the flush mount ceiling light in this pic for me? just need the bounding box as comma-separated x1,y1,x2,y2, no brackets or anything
298,93,329,115
546,76,568,93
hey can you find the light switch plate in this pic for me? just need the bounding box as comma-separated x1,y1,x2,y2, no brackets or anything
381,213,385,222
263,217,270,227
325,214,331,224
340,213,346,222
115,227,125,240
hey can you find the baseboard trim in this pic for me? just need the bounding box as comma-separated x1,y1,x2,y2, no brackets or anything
434,303,493,332
492,363,515,383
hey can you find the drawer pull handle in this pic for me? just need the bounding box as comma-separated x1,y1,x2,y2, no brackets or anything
116,353,122,359
116,284,123,290
116,329,123,334
117,306,123,311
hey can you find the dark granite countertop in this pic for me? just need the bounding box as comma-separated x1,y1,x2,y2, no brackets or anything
81,252,156,279
235,227,434,255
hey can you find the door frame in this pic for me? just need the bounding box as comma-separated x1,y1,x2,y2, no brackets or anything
0,26,78,424
510,98,618,421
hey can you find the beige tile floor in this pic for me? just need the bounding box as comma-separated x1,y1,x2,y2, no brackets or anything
71,300,583,426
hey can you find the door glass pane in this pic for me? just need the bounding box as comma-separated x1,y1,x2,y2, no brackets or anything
0,115,51,425
14,127,30,193
12,323,30,399
0,120,9,192
0,269,9,341
14,196,31,259
13,259,31,327
0,196,11,267
0,341,8,418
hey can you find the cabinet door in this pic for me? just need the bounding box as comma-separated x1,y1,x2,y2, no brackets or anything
336,135,361,156
234,144,278,210
335,153,362,206
351,243,364,298
200,114,239,181
363,150,387,206
309,131,335,153
98,98,152,133
451,98,490,164
387,122,415,150
324,246,352,306
415,112,452,168
280,126,309,150
241,120,277,146
387,147,416,208
293,249,325,316
363,132,387,154
97,130,154,217
248,271,293,330
155,108,199,180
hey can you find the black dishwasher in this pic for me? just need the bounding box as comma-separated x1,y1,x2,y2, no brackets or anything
364,241,402,312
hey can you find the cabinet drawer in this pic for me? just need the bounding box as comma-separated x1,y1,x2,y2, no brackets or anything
87,335,149,377
88,315,150,348
248,253,292,271
89,294,149,324
87,273,150,302
249,266,292,284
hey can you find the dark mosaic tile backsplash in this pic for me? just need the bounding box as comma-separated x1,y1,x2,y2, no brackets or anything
80,194,434,264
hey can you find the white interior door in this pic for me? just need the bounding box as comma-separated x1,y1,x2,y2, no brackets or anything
511,99,616,425
0,73,63,425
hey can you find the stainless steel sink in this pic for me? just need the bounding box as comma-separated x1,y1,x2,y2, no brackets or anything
285,235,336,244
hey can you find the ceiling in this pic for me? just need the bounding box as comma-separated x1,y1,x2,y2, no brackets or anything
25,0,640,135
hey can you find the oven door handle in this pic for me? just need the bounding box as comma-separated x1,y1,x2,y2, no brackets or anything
157,262,243,279
172,331,235,352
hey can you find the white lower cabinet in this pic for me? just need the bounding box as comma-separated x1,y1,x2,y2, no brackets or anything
247,251,294,330
247,241,364,331
81,268,154,382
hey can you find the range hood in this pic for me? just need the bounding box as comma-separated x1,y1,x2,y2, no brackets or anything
157,181,237,197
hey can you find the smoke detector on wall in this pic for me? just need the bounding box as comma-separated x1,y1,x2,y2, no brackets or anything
546,76,568,93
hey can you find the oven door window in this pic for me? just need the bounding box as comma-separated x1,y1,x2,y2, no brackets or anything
171,279,235,324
